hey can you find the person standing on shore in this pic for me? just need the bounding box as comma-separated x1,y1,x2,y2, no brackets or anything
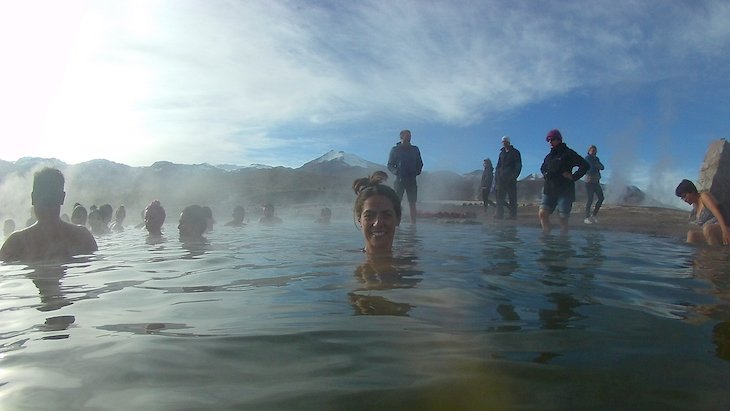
538,129,589,235
494,136,522,220
481,158,494,211
387,129,423,224
583,145,605,224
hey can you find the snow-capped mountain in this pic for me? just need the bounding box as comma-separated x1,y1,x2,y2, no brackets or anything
299,150,385,174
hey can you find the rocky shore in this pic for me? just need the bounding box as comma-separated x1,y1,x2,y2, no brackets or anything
420,202,690,241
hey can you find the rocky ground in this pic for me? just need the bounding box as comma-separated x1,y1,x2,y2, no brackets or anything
419,202,690,241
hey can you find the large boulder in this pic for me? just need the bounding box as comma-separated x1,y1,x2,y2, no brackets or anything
698,139,730,207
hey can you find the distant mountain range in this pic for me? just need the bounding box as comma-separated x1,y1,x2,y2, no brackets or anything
0,151,651,221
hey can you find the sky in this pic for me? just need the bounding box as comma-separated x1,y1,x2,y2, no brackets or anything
1,0,729,200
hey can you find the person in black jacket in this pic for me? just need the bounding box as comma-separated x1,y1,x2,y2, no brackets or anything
494,136,522,220
481,158,494,210
539,129,589,234
387,129,423,224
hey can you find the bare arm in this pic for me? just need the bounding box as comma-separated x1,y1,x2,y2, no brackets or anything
701,192,730,245
387,146,398,175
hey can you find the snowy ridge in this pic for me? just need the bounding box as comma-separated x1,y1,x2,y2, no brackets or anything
302,150,378,169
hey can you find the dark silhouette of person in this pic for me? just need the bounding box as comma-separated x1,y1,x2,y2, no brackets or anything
88,207,108,236
387,129,423,224
258,203,283,225
70,203,88,226
178,205,208,242
144,200,166,236
481,158,494,211
225,206,247,227
0,168,97,261
495,136,522,220
110,205,126,232
538,129,590,234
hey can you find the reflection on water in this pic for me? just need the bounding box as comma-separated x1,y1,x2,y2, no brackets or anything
350,255,423,316
1,221,730,409
26,263,73,312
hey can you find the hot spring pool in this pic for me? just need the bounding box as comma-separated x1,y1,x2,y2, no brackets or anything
1,220,730,410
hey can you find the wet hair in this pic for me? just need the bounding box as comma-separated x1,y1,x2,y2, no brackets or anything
371,170,388,183
144,200,166,231
88,208,105,233
115,205,126,221
675,179,698,197
99,204,113,223
352,172,402,221
179,204,207,237
233,205,245,217
71,204,88,225
202,206,213,219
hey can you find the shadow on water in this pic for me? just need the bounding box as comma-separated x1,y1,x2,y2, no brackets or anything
180,240,210,259
349,255,423,316
535,234,605,330
691,247,730,362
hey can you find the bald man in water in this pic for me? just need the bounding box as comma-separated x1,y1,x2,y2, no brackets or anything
0,168,98,262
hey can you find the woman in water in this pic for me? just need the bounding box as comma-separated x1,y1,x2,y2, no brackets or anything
144,200,166,237
675,179,730,245
352,172,402,256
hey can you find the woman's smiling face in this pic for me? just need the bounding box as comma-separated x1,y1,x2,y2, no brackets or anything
358,194,400,255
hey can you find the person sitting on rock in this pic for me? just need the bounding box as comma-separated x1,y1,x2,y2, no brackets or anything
676,179,730,245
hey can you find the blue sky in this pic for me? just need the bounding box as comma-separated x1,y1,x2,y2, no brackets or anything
1,0,728,201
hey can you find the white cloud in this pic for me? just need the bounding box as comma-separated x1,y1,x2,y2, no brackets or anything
1,0,728,167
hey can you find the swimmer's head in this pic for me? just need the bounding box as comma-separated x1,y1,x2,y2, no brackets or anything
179,205,207,239
115,205,126,221
352,172,402,222
99,204,113,223
71,204,88,225
31,168,65,209
144,200,166,233
233,206,245,221
674,179,697,198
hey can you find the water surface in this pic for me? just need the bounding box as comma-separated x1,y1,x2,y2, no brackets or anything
1,221,729,410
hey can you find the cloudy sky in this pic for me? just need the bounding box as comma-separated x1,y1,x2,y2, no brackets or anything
2,0,729,192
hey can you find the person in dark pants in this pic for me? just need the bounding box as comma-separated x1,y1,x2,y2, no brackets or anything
387,129,423,224
583,145,605,224
481,158,494,210
494,136,522,220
